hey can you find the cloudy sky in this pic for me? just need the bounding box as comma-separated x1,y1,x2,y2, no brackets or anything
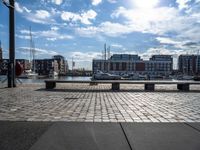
0,0,200,69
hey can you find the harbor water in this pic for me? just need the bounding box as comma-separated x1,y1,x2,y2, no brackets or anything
0,76,92,84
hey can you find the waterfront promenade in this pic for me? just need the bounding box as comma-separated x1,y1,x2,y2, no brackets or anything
1,83,200,150
0,83,200,122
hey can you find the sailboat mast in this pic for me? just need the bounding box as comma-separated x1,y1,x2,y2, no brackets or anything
29,26,33,68
32,41,35,72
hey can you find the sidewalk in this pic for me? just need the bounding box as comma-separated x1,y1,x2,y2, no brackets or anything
0,121,200,150
0,84,200,122
0,84,200,149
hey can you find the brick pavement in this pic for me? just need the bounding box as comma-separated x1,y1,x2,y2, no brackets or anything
0,83,200,122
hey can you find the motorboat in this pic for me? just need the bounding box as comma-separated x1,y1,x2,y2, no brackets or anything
92,72,121,80
194,76,200,81
49,71,58,78
177,75,194,80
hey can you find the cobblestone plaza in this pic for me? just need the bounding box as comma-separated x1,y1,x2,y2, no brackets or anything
0,83,200,122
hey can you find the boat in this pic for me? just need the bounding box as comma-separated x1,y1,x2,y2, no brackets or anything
49,71,58,78
92,71,121,80
27,72,38,78
177,75,194,80
18,69,38,79
127,74,140,80
194,76,200,81
139,74,148,80
19,27,38,79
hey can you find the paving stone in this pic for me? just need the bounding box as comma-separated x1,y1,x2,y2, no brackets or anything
0,83,200,122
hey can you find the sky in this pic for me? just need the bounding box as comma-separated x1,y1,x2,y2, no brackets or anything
0,0,200,70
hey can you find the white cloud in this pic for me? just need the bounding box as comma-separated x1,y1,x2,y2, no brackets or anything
15,2,31,13
23,7,31,13
35,10,50,19
99,22,133,36
16,35,30,40
76,26,98,37
110,5,200,43
176,0,192,10
78,7,182,37
111,44,123,48
177,26,200,41
107,0,117,3
24,10,55,24
81,10,97,24
18,28,73,41
111,6,182,35
71,51,102,61
52,0,63,5
91,0,102,6
67,51,102,69
17,47,59,56
156,37,182,45
61,9,97,25
15,2,23,13
51,26,59,31
76,21,133,37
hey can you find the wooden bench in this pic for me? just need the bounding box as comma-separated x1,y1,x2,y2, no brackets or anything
45,80,200,91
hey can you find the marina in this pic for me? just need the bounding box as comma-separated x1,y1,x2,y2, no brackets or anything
1,0,200,149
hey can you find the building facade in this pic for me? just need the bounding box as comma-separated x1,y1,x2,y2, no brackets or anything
93,54,173,76
16,59,31,71
34,59,59,75
53,55,67,75
0,59,30,75
178,55,200,75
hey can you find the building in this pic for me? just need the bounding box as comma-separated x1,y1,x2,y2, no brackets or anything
93,54,142,74
150,55,173,61
16,59,31,71
144,55,173,76
0,59,8,75
110,54,141,61
34,59,59,76
178,55,200,75
65,60,69,73
0,59,30,75
93,54,173,76
52,55,67,75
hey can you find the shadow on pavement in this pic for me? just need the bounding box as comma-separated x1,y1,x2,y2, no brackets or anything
36,88,200,93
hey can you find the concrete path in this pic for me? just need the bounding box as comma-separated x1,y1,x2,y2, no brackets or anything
1,121,200,150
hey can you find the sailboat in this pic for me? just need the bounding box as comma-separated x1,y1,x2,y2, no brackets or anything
19,27,38,79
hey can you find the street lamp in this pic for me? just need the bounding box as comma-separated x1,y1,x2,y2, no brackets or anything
2,0,16,88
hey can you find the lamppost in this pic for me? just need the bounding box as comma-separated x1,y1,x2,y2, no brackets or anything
2,0,16,88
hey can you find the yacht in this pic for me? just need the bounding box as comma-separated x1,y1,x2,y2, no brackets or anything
49,71,58,78
176,75,194,80
18,70,38,79
92,71,121,80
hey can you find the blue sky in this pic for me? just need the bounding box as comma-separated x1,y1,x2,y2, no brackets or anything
0,0,200,69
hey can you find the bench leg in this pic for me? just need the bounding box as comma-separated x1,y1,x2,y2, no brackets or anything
145,84,155,91
89,82,98,86
112,83,120,91
177,84,189,91
46,82,56,89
